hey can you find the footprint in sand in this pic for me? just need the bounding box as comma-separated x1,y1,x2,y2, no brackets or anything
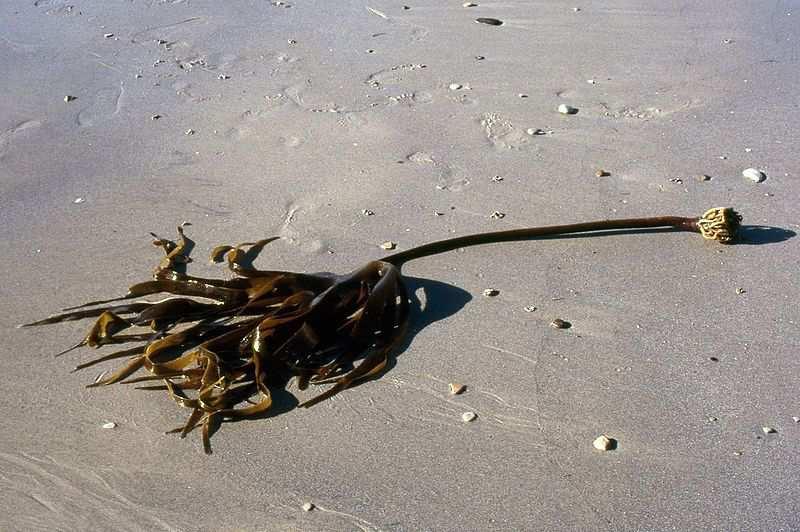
480,112,530,150
278,202,327,254
0,119,42,160
406,151,470,191
365,64,428,90
77,85,123,127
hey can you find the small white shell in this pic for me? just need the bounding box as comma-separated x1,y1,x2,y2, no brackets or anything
102,422,117,429
302,502,315,512
593,435,616,451
762,426,777,434
742,168,766,182
448,83,463,91
558,104,578,115
461,411,477,422
379,241,396,250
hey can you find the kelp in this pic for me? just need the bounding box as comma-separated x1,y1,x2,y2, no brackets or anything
23,208,741,453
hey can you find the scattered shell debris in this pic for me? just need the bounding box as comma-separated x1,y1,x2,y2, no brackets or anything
475,17,503,26
558,104,578,115
593,435,617,451
302,502,315,512
762,426,777,434
742,168,766,183
102,422,117,429
362,209,375,216
595,169,609,177
64,95,77,102
73,197,85,204
482,288,500,297
550,318,571,329
462,411,477,423
449,383,466,395
379,241,396,250
489,211,506,219
523,305,537,312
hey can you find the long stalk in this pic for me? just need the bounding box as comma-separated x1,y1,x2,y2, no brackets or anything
383,208,741,266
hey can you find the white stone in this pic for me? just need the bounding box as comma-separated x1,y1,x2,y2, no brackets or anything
558,104,578,115
462,411,477,422
448,83,463,91
593,435,616,451
302,502,314,512
102,422,117,429
742,168,766,182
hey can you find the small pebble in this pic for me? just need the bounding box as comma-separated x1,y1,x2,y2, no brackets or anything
73,197,85,204
709,356,719,362
707,416,718,422
586,79,596,84
302,502,315,512
572,7,581,12
527,128,546,136
792,416,799,423
593,435,616,451
103,33,114,38
491,175,504,182
461,411,477,423
595,169,609,177
379,241,396,250
287,39,297,44
489,211,505,219
736,287,746,294
151,114,161,120
463,2,478,6
523,305,537,312
518,93,528,98
762,426,777,434
448,83,463,91
558,104,578,115
362,209,375,216
733,450,743,456
185,129,195,135
482,288,500,297
742,168,766,183
64,95,77,102
474,55,485,60
102,422,117,429
449,383,466,395
218,74,230,80
550,318,571,329
696,174,711,181
475,17,503,26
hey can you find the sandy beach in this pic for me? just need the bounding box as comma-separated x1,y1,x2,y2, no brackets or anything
2,1,799,530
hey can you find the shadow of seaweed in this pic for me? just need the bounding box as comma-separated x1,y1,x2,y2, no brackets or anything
737,225,795,245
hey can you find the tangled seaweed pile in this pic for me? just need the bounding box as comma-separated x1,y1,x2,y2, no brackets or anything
24,208,741,453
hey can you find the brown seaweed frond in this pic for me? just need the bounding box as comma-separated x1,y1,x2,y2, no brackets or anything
23,229,409,454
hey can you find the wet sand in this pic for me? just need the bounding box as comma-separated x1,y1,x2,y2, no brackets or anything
1,1,799,530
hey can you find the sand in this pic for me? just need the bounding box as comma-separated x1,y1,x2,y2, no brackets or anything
2,1,799,530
